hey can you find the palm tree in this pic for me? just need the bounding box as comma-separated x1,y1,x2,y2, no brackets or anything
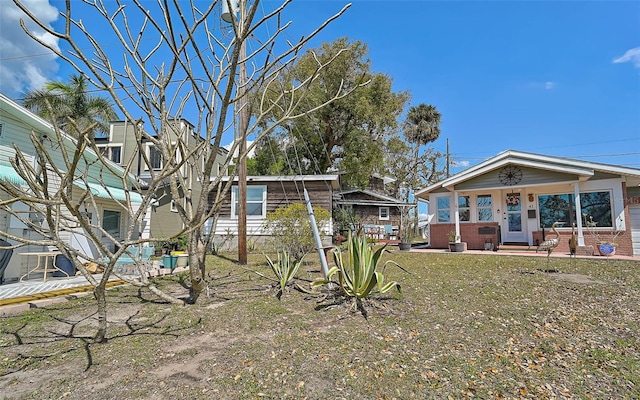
22,74,117,139
403,103,441,146
398,103,442,242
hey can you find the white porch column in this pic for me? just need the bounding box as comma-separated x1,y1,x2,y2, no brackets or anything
454,190,461,242
573,182,585,246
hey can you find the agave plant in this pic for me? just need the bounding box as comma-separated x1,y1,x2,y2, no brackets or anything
265,249,304,298
313,231,402,300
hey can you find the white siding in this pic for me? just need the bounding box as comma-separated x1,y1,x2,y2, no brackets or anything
630,206,640,257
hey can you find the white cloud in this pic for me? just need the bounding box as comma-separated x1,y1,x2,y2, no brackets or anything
0,0,60,98
451,160,470,168
613,47,640,68
224,139,255,161
544,81,555,90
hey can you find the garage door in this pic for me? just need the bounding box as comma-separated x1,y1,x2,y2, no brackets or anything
630,206,640,257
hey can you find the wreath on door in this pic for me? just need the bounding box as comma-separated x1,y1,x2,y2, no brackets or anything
506,193,520,207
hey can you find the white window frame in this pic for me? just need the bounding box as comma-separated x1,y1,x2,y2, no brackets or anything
459,195,471,222
231,185,267,219
379,206,390,221
436,195,451,223
97,144,123,164
477,194,493,222
102,209,122,239
146,143,163,170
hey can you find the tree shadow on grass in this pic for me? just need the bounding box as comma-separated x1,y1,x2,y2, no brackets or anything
0,308,202,375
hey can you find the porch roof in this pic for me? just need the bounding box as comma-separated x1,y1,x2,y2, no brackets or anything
416,149,640,198
74,181,143,203
0,164,27,186
335,188,414,207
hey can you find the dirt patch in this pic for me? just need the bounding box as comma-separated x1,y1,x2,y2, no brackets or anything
550,273,606,285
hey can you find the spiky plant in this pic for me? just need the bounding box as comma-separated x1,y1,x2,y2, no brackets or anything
265,250,304,299
313,231,402,303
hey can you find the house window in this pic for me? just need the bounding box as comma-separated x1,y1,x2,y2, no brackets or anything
170,199,178,212
232,185,266,218
149,145,162,170
436,196,451,223
102,209,121,238
379,207,389,221
110,146,121,164
98,145,122,164
477,194,493,222
458,196,470,222
538,191,612,228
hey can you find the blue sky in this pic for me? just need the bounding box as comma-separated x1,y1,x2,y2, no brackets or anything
1,0,639,171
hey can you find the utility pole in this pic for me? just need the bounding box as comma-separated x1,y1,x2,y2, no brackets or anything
237,35,248,264
223,0,247,264
446,138,450,178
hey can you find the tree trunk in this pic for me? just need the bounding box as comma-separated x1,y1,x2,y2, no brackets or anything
186,234,207,304
93,281,108,343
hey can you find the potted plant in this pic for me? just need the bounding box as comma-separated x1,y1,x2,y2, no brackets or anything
398,223,413,250
399,238,412,251
448,230,465,252
584,215,623,257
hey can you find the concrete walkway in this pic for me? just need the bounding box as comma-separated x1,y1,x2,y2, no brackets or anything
408,246,639,261
0,264,185,315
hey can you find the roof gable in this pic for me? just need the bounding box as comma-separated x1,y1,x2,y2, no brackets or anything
335,188,413,206
417,149,640,196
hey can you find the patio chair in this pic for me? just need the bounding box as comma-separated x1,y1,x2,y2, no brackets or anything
111,246,154,274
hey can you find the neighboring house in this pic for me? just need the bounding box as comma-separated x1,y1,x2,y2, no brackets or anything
207,175,339,248
0,93,145,282
101,119,229,239
333,174,414,241
416,150,640,257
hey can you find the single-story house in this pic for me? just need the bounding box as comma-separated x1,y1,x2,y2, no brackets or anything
333,187,414,241
0,93,147,282
206,175,339,248
416,150,640,257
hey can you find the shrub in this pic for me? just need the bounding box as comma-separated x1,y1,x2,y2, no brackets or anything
264,203,330,260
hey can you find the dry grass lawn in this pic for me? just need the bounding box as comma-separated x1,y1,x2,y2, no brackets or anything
1,251,639,399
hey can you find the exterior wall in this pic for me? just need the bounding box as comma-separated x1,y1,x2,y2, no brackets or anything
0,97,145,281
430,223,500,250
108,119,228,239
425,179,634,256
352,205,401,226
530,229,633,256
456,167,580,190
211,179,335,247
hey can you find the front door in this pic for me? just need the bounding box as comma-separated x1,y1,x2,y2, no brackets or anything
502,192,527,243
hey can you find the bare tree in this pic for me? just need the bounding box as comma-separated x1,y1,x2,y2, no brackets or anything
4,0,356,342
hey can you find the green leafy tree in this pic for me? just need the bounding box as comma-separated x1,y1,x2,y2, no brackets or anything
22,74,117,139
247,135,287,175
264,203,331,260
253,38,409,187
